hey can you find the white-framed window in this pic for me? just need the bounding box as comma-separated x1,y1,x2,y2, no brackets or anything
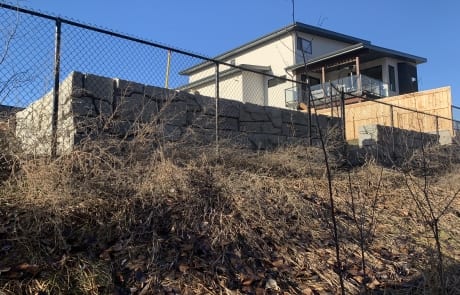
297,37,312,54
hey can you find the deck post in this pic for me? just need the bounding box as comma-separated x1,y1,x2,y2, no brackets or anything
355,56,361,93
321,66,326,87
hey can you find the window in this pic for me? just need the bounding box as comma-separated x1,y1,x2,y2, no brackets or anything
297,37,312,54
268,75,286,88
388,65,396,91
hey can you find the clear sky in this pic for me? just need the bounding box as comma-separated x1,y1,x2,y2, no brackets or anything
14,0,460,105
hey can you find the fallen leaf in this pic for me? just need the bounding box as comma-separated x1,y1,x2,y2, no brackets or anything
16,263,39,275
242,285,253,293
353,275,364,284
265,278,279,290
242,277,254,286
99,249,111,260
367,279,381,289
271,259,285,268
302,287,314,295
179,264,189,273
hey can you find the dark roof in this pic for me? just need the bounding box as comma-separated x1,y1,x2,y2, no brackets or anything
180,22,370,75
286,43,427,72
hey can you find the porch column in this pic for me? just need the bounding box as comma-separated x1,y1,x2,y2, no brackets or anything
321,66,326,84
355,56,361,93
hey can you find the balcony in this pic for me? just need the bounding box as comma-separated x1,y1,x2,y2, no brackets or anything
285,74,389,108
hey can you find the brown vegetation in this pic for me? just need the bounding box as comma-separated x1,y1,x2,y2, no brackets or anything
0,124,459,294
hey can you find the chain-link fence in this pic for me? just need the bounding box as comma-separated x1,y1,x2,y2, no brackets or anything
1,3,459,158
2,3,342,157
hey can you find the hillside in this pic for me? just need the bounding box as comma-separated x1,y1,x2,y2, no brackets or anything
0,140,459,294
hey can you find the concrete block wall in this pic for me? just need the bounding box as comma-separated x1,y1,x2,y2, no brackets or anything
15,72,341,155
358,124,439,163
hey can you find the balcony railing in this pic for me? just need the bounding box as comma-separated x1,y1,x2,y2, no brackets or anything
285,74,389,108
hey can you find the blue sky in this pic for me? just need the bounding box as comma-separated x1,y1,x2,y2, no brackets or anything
13,0,460,106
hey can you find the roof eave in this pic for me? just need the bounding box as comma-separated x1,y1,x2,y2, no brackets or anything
286,43,366,72
366,44,427,64
180,24,296,76
181,22,371,76
285,43,427,72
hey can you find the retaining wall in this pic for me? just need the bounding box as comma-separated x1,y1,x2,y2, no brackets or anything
15,72,341,155
358,124,439,164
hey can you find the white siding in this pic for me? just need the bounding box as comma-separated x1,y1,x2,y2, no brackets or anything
295,32,352,64
242,71,266,105
190,72,244,101
188,33,295,83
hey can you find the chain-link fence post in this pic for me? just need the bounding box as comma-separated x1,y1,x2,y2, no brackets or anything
340,88,346,142
435,115,440,138
164,50,171,88
390,104,394,128
51,18,62,158
215,62,219,156
390,104,395,157
307,83,312,146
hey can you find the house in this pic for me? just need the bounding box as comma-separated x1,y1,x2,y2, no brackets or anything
179,22,426,110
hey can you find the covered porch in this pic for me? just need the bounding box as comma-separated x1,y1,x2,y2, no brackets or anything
284,42,425,109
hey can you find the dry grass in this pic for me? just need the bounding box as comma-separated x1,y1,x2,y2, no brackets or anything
0,125,460,294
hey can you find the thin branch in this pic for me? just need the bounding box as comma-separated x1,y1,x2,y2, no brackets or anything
0,5,19,65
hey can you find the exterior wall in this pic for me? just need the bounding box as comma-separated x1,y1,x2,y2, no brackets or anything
295,32,352,64
269,80,294,109
16,72,340,155
189,64,227,84
191,72,244,102
188,34,294,84
316,87,453,141
228,34,294,76
242,71,266,105
383,58,401,96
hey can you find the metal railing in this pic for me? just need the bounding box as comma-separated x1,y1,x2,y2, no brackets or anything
285,74,389,108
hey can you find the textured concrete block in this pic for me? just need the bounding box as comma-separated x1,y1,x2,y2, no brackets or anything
84,74,114,101
282,123,309,137
194,95,216,115
115,78,144,96
115,94,159,122
160,101,187,126
71,97,112,117
240,103,270,122
281,109,308,125
266,107,283,128
219,99,240,118
240,121,281,135
163,124,184,141
219,117,239,131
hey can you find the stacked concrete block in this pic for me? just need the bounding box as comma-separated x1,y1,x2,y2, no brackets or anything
16,71,83,155
15,71,342,155
358,124,439,163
